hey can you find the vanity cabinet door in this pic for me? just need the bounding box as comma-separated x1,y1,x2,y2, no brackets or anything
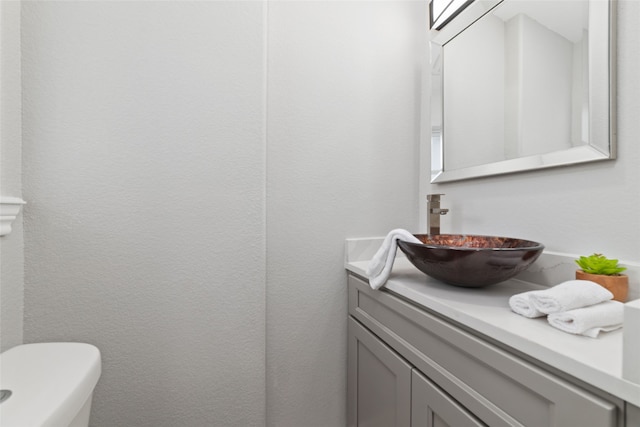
348,317,412,427
412,370,486,427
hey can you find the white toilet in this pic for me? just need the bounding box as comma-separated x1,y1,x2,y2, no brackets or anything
0,342,101,427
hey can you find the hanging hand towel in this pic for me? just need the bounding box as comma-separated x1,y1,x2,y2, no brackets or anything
508,290,546,318
529,280,613,314
547,300,624,338
366,229,421,290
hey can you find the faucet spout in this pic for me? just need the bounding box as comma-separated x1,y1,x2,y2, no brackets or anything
431,208,449,215
427,194,448,235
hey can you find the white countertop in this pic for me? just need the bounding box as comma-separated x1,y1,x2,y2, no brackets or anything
345,239,640,407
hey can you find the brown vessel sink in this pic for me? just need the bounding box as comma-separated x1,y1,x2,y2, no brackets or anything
397,234,544,288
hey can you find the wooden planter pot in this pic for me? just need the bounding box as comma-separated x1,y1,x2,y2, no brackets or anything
576,270,629,302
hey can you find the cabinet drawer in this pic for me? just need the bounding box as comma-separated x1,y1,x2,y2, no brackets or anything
348,275,619,427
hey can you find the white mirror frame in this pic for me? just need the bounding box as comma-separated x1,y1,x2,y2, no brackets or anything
429,0,616,184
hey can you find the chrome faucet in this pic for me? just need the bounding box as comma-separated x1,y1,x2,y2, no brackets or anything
427,194,449,235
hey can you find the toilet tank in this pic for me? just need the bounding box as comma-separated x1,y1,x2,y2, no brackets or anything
0,342,101,427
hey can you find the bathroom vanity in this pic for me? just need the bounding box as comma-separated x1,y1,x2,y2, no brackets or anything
346,241,640,427
347,0,631,422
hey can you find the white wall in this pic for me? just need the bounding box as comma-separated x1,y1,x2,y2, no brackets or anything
21,1,423,426
0,0,24,352
266,2,424,425
22,2,267,426
423,1,640,266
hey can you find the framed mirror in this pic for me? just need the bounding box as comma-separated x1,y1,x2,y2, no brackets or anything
430,0,616,183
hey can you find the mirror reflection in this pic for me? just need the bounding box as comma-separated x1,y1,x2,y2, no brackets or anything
430,0,615,183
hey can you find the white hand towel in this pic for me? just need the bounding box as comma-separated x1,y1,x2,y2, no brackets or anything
529,280,613,314
548,300,624,338
508,290,546,318
366,229,421,290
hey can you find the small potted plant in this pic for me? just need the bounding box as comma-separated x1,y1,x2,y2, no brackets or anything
575,253,628,302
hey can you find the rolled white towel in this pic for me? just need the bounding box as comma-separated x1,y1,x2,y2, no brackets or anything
508,290,546,318
548,300,624,338
366,229,421,290
529,280,613,314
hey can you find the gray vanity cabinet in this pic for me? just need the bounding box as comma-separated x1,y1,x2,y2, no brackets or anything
348,318,411,427
347,274,624,427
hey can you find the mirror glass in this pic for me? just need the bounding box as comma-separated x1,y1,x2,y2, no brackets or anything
430,0,615,183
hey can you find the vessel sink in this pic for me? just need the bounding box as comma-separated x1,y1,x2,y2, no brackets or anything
397,234,544,288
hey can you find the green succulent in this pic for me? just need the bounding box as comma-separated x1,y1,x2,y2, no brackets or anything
575,253,627,276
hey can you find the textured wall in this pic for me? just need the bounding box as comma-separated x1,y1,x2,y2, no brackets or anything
422,0,640,263
21,1,423,426
0,0,24,352
22,2,266,426
266,2,424,425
